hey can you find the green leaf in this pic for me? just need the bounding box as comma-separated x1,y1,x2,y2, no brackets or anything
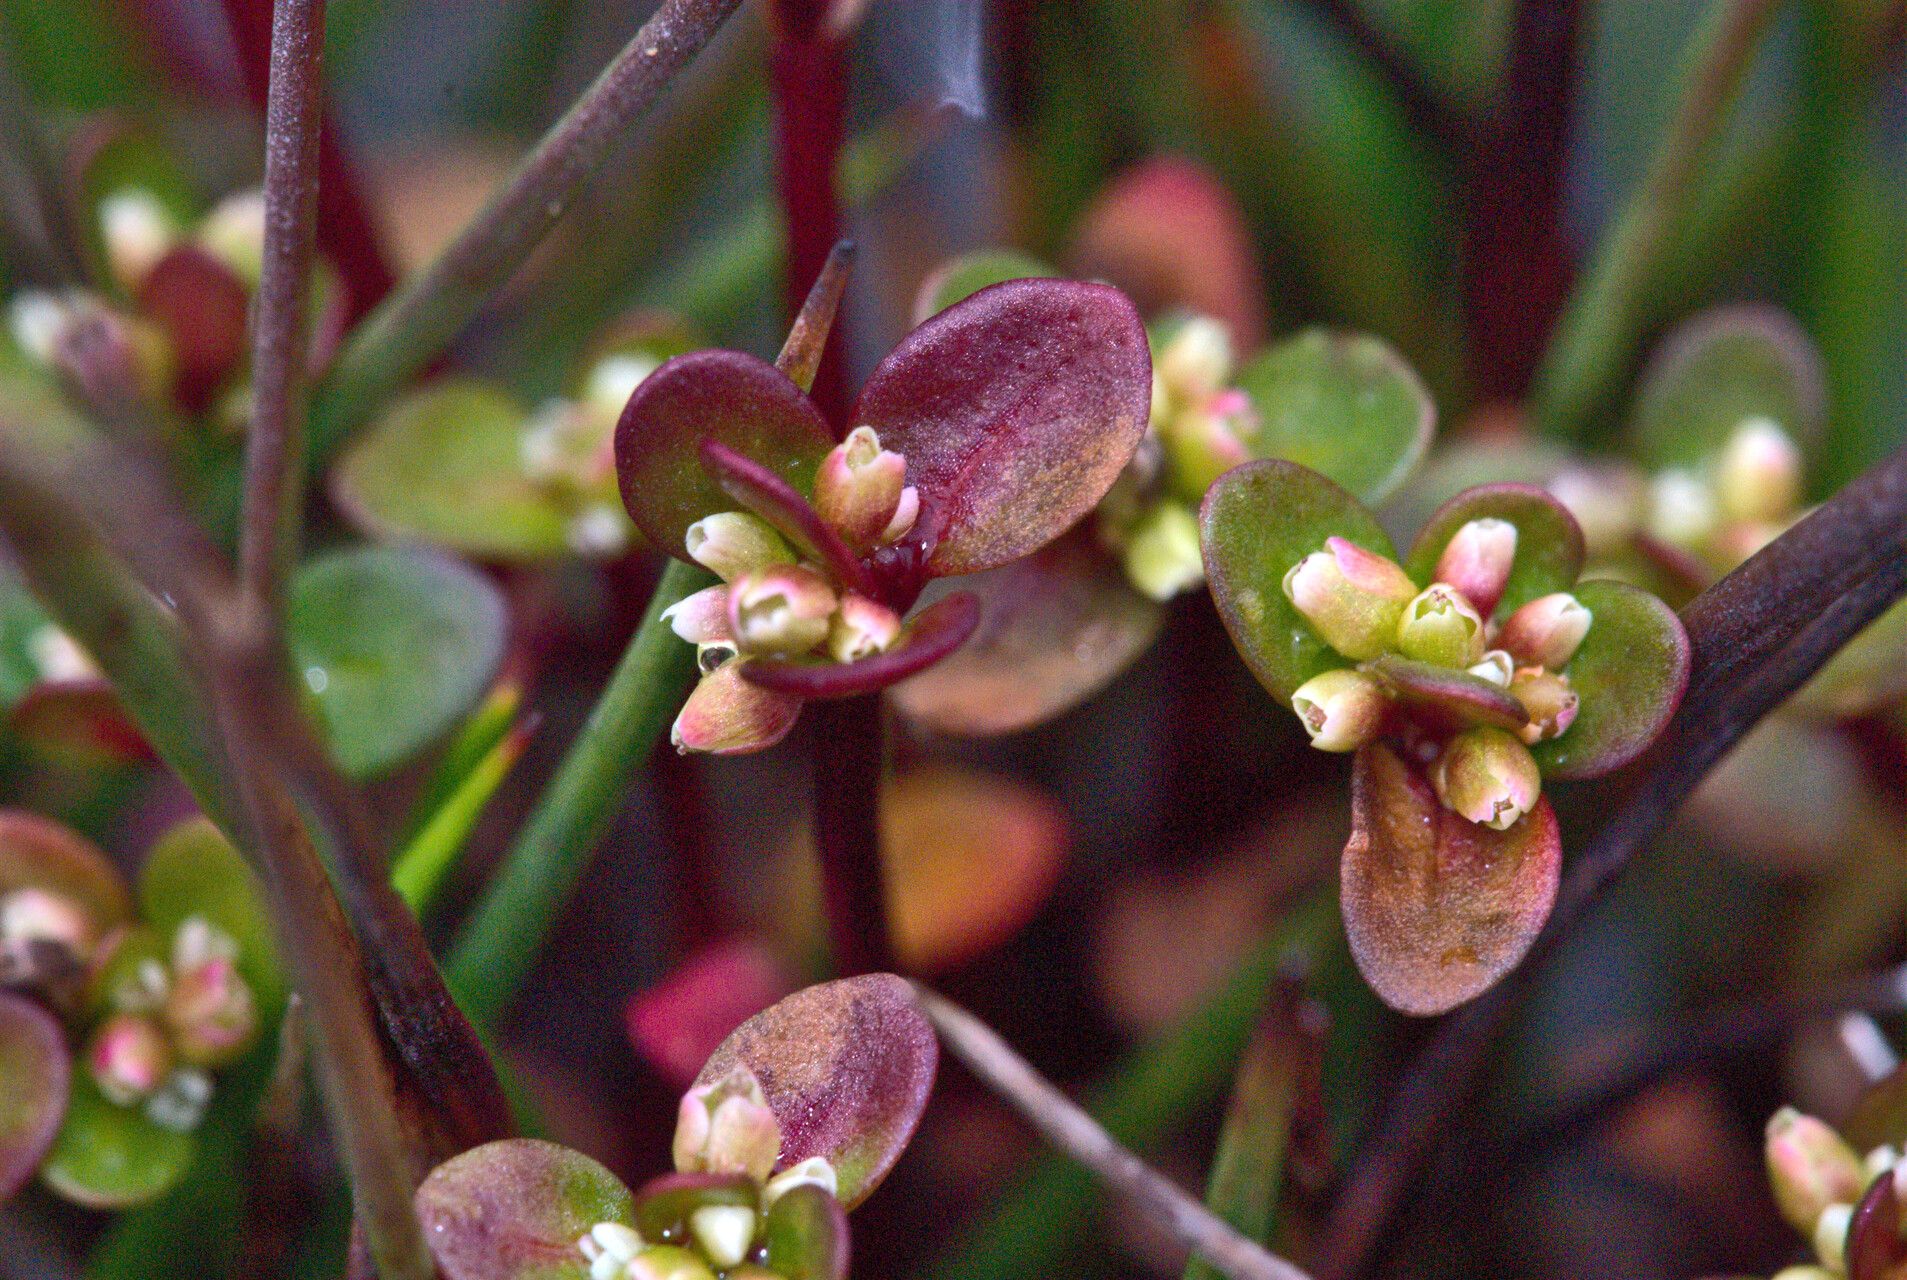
695,974,938,1210
138,818,285,1017
765,1183,851,1280
1341,743,1561,1016
1199,460,1397,705
1235,330,1434,506
288,545,509,778
40,1074,195,1210
414,1139,635,1280
1404,483,1586,617
330,381,576,562
0,991,68,1201
1528,579,1690,780
1627,304,1826,469
912,251,1057,323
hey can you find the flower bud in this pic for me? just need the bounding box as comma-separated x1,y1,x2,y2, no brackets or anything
1155,315,1233,402
827,594,902,663
1772,1267,1840,1280
163,954,257,1068
670,663,801,756
580,1222,645,1280
0,886,99,963
663,586,734,646
673,1064,781,1182
98,190,180,292
1290,669,1388,752
1433,518,1518,618
8,290,74,365
1497,593,1592,671
1646,467,1720,550
196,189,266,287
1716,415,1803,525
1431,728,1542,830
763,1156,839,1209
727,564,837,656
28,624,99,684
1162,389,1254,500
1121,500,1206,601
582,353,661,418
143,1066,213,1132
684,512,794,583
1548,465,1646,559
814,426,907,549
1395,584,1487,668
88,1013,173,1105
1814,1200,1854,1273
1282,538,1417,661
1510,669,1578,743
1468,650,1515,688
689,1204,757,1269
627,1246,717,1280
1765,1107,1865,1233
879,486,921,545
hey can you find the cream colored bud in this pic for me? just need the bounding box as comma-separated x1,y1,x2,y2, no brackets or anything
0,886,99,961
1814,1201,1853,1273
1468,650,1515,688
196,189,266,287
684,512,794,583
1121,500,1206,601
728,564,837,656
627,1246,717,1280
583,353,661,417
1431,728,1542,830
1716,416,1804,525
1291,669,1388,752
1510,668,1579,744
1162,388,1254,500
827,594,903,663
1646,467,1720,549
99,190,180,292
163,954,257,1068
8,290,72,365
1433,518,1518,618
879,485,921,545
673,1064,781,1182
1548,465,1646,559
763,1156,839,1209
143,1066,213,1132
1395,584,1487,668
88,1013,173,1105
689,1204,757,1269
1765,1107,1866,1233
1498,593,1592,671
580,1221,645,1280
663,586,734,646
1282,538,1418,661
1156,315,1233,401
815,426,907,548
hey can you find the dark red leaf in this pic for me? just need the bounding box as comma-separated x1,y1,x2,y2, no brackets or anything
742,593,980,699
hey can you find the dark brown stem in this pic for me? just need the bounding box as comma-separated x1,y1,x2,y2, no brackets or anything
810,695,893,974
239,0,325,616
1314,444,1907,1280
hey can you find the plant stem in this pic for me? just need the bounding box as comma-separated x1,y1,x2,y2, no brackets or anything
916,987,1316,1280
769,0,849,418
1527,0,1781,440
809,695,892,973
444,558,704,1028
238,0,324,618
307,0,744,464
1313,443,1907,1280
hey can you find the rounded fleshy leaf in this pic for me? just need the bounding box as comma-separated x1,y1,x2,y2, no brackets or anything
0,991,68,1201
1065,155,1268,349
140,818,285,1016
1528,579,1690,780
414,1138,635,1280
765,1182,851,1280
10,679,150,766
40,1075,195,1209
136,246,249,412
626,940,794,1089
1846,1168,1907,1280
1342,743,1561,1016
288,546,509,778
854,278,1151,577
0,810,132,935
741,592,981,700
911,251,1056,324
331,381,577,561
693,974,937,1208
892,535,1164,735
616,349,834,561
1200,459,1398,704
1628,304,1826,468
1405,484,1585,619
1362,654,1529,734
1234,330,1433,506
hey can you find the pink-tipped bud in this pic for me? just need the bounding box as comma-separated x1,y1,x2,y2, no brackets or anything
1281,538,1417,661
1163,388,1254,500
684,512,794,583
88,1013,173,1105
1155,315,1234,402
1433,518,1518,618
1498,593,1592,670
662,586,734,646
670,663,802,756
828,594,903,663
1509,668,1579,744
814,426,907,549
1716,416,1804,525
879,486,921,545
0,886,99,962
1395,584,1487,668
163,954,258,1068
1765,1107,1865,1233
727,564,837,656
1290,669,1388,752
673,1064,781,1183
1431,727,1542,830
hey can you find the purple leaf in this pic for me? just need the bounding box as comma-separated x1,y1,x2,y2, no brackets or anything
1362,654,1530,735
1341,744,1562,1016
1847,1167,1907,1280
698,439,870,595
616,350,834,561
742,593,981,700
855,279,1151,577
414,1138,635,1280
0,992,67,1202
1529,579,1691,780
1405,484,1585,619
693,973,938,1209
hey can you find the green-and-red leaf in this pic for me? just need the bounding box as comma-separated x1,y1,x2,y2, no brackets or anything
765,1182,851,1280
1528,579,1690,780
1405,484,1586,619
1628,304,1827,468
413,1139,635,1280
0,992,67,1201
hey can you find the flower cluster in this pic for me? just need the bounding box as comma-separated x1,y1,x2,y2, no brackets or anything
517,351,664,556
1762,1106,1900,1278
1282,520,1590,830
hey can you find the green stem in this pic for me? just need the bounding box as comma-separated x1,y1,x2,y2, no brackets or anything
1527,0,1781,440
445,558,705,1027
